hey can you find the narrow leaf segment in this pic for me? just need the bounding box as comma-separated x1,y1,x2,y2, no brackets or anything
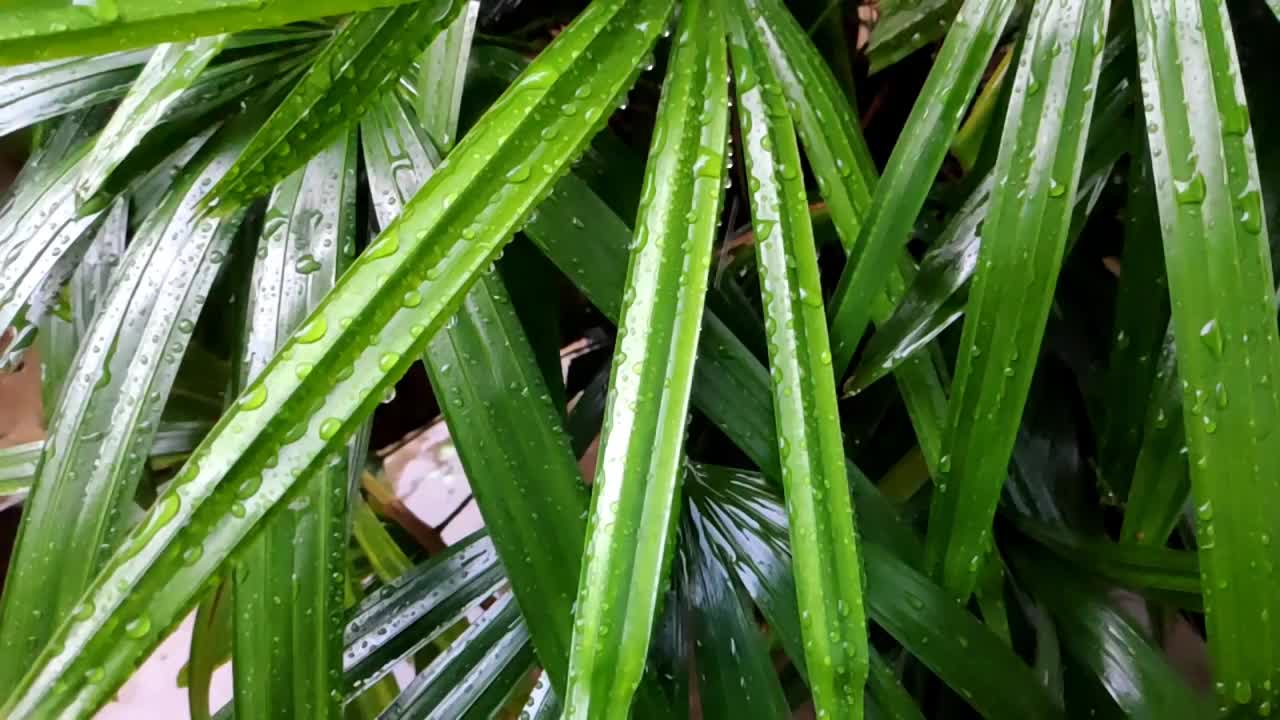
1133,0,1280,710
825,0,1016,377
0,2,673,715
925,0,1112,597
565,0,728,715
727,3,868,717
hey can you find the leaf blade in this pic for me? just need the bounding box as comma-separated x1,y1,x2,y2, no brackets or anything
564,0,728,714
925,0,1112,597
727,4,869,716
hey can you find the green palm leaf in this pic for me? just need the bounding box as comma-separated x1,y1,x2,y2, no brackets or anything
1132,0,1280,709
825,0,1016,377
229,131,363,720
207,0,464,209
0,3,672,715
0,1,415,65
925,0,1112,597
727,3,868,716
565,0,727,714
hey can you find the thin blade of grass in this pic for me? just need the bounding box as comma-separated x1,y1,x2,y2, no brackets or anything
728,4,868,715
825,0,1015,377
1132,0,1280,708
925,0,1111,597
565,0,728,715
0,3,674,715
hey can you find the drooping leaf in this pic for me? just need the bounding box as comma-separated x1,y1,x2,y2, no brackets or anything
825,0,1016,377
566,0,728,714
0,4,673,715
1132,0,1280,708
343,533,504,698
36,197,129,417
74,36,228,203
1010,547,1211,720
687,465,1064,719
207,0,466,209
0,111,109,370
0,441,41,497
925,0,1112,597
0,49,149,136
683,507,789,720
1011,515,1201,609
728,4,868,715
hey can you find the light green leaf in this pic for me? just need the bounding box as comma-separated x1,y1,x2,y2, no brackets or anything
728,2,868,716
360,89,592,695
566,0,728,714
1132,0,1280,708
0,1,421,66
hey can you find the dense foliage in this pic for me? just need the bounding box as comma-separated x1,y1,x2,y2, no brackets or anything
0,0,1277,718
